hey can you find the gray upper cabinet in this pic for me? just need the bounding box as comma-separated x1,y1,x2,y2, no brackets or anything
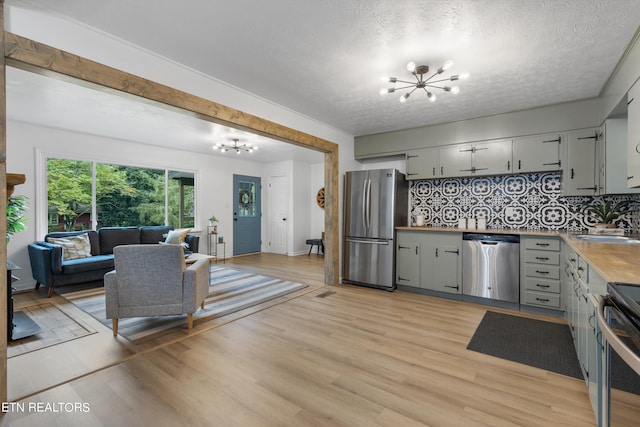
439,139,512,178
628,81,640,188
406,147,439,180
513,133,562,173
564,128,598,196
439,144,472,177
599,118,640,194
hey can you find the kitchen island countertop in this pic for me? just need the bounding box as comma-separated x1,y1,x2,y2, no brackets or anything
396,226,640,285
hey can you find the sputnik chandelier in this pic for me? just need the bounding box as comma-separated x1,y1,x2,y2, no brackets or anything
380,60,469,103
213,138,258,154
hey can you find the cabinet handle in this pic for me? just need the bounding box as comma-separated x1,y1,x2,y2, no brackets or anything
588,314,595,330
399,245,411,249
432,167,436,176
535,270,549,275
406,173,418,176
398,277,411,282
571,168,575,179
536,283,550,288
628,97,635,106
542,161,561,166
584,365,589,380
440,166,444,175
536,297,550,302
507,160,511,171
578,133,597,141
435,248,438,257
444,249,460,255
577,186,597,191
543,137,561,144
536,242,550,247
628,176,635,180
416,246,419,255
535,256,549,261
407,155,419,159
636,144,640,154
444,285,459,289
518,159,521,170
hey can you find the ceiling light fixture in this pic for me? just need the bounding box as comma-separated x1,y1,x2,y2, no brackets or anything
213,138,258,154
380,60,469,103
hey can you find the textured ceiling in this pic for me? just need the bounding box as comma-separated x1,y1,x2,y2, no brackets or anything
6,0,640,139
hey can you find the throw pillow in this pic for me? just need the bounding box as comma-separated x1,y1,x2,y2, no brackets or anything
47,233,92,260
163,228,190,245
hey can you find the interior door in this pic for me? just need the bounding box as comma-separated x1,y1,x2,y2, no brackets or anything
268,174,288,254
233,174,262,255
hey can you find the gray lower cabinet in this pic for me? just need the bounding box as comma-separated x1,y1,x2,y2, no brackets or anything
561,240,603,425
396,231,420,287
396,230,462,294
520,236,562,310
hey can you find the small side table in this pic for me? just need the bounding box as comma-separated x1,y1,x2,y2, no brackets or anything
207,226,226,263
7,261,41,341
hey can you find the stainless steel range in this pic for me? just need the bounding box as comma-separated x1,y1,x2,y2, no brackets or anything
598,283,640,426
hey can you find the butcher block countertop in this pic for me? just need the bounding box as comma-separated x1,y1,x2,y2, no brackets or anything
396,226,640,285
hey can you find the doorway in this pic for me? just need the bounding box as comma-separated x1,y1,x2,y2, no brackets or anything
268,174,289,254
233,174,262,255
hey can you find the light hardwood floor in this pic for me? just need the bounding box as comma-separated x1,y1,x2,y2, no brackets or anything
2,253,596,426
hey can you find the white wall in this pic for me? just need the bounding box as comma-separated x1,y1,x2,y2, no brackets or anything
5,3,359,284
6,120,273,288
309,163,325,240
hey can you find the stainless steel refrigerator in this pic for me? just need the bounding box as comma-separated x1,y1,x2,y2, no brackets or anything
343,169,408,290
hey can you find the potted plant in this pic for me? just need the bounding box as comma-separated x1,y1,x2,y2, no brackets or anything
208,215,218,232
583,200,635,228
7,195,29,243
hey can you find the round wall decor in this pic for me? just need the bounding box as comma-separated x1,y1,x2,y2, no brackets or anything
316,187,325,209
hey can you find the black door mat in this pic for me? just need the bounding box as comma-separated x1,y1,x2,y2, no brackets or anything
467,311,583,380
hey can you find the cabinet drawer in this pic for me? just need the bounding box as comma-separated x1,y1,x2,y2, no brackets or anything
523,291,561,308
524,250,560,265
524,277,560,294
525,265,560,280
524,238,560,251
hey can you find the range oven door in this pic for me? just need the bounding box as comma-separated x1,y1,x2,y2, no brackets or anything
597,286,640,426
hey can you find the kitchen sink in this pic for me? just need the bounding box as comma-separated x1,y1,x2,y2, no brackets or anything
574,234,640,244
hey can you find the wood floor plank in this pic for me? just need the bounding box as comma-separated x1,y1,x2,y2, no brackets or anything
1,254,598,426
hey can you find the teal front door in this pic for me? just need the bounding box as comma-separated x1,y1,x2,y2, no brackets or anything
233,174,261,255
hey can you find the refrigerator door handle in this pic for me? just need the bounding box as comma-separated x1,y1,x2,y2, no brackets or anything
362,178,368,232
366,178,372,231
346,238,389,245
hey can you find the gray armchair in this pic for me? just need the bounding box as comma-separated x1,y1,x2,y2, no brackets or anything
104,244,210,336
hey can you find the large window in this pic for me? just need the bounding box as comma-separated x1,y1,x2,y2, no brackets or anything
47,158,195,232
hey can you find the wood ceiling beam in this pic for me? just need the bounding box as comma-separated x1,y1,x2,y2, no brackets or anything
2,30,340,288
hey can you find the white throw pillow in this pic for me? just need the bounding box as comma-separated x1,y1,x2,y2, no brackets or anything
47,233,92,260
163,228,190,245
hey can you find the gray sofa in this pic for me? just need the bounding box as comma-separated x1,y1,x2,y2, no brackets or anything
28,226,200,297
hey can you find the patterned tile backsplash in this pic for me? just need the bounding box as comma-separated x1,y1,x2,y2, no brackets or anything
410,172,640,232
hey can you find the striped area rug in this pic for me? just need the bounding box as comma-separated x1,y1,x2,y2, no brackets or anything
65,266,308,342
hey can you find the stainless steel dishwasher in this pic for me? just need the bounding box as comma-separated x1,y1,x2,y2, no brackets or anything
462,233,520,303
